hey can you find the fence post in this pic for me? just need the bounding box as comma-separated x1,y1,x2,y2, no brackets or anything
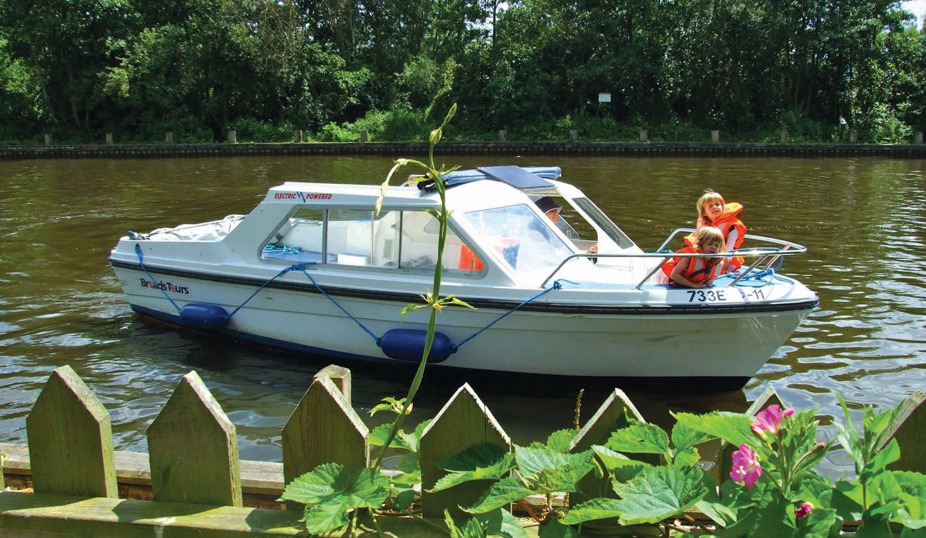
105,133,113,145
26,365,118,498
878,391,926,473
570,389,653,507
282,373,368,493
419,384,510,518
294,130,303,143
569,130,578,142
314,364,352,402
640,129,648,142
147,370,242,506
780,130,789,144
360,129,369,142
498,130,507,142
44,134,51,145
850,131,858,143
916,131,923,144
165,132,173,144
711,130,720,142
228,130,237,144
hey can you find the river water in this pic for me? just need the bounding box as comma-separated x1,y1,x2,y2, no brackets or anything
1,154,924,475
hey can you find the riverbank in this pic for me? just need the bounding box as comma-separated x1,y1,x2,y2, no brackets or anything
2,140,926,160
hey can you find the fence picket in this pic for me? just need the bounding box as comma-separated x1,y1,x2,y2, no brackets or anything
419,383,510,518
314,363,352,402
26,365,117,498
880,390,926,473
570,388,652,505
147,370,242,506
282,373,368,489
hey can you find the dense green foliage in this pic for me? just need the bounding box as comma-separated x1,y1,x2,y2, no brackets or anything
1,0,925,144
282,396,926,536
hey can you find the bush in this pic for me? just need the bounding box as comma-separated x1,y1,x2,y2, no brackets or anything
229,118,296,143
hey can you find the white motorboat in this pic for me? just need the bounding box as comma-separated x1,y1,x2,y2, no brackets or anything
109,165,818,389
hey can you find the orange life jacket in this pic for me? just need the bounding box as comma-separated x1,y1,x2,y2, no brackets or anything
708,202,746,250
687,202,747,270
661,246,724,286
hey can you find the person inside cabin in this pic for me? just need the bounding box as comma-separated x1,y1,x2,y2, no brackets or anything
690,189,746,272
661,226,726,288
534,197,598,255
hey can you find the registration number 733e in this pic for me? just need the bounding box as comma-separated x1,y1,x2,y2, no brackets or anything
685,288,767,303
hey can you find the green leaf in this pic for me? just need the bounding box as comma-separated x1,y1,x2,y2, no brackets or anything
559,497,624,525
432,443,515,493
671,420,714,455
695,499,739,528
280,463,390,534
606,422,670,456
304,502,351,535
393,488,416,511
445,511,487,538
397,450,420,473
672,447,701,468
515,446,596,494
798,507,839,538
538,518,585,538
894,471,926,528
473,508,531,538
750,496,799,538
673,411,754,447
591,445,649,482
834,479,865,519
463,476,536,514
369,396,407,417
866,438,901,477
546,428,579,453
610,464,708,525
368,423,411,450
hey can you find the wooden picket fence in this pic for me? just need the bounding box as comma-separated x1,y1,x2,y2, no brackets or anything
1,364,924,537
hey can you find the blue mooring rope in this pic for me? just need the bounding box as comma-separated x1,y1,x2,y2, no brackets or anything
135,243,567,351
451,279,570,352
294,265,381,343
134,244,183,313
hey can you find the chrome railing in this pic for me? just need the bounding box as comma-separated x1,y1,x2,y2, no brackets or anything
540,228,808,289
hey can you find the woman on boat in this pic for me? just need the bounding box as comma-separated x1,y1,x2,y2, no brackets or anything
691,189,746,271
662,226,726,288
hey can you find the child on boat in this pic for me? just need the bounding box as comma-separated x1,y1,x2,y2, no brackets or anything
661,226,726,288
691,189,746,271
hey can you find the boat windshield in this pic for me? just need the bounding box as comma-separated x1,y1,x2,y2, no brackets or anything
460,204,578,277
571,197,636,250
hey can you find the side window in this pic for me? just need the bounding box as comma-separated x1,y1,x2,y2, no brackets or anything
399,210,483,273
261,207,482,274
372,210,400,267
325,209,373,265
262,208,328,263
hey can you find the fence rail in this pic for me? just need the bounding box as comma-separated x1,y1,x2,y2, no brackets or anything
2,364,924,536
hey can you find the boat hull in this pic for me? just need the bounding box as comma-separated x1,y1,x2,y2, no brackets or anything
112,263,814,384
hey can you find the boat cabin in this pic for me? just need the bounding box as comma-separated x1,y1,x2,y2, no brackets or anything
249,166,646,286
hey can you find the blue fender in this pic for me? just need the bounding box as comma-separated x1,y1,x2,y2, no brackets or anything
379,329,455,363
179,303,229,330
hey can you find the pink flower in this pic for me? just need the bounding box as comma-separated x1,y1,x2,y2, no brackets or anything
795,501,813,520
730,444,762,488
751,404,795,436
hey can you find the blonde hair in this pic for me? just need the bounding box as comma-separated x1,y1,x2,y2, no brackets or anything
696,189,725,225
692,226,725,252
